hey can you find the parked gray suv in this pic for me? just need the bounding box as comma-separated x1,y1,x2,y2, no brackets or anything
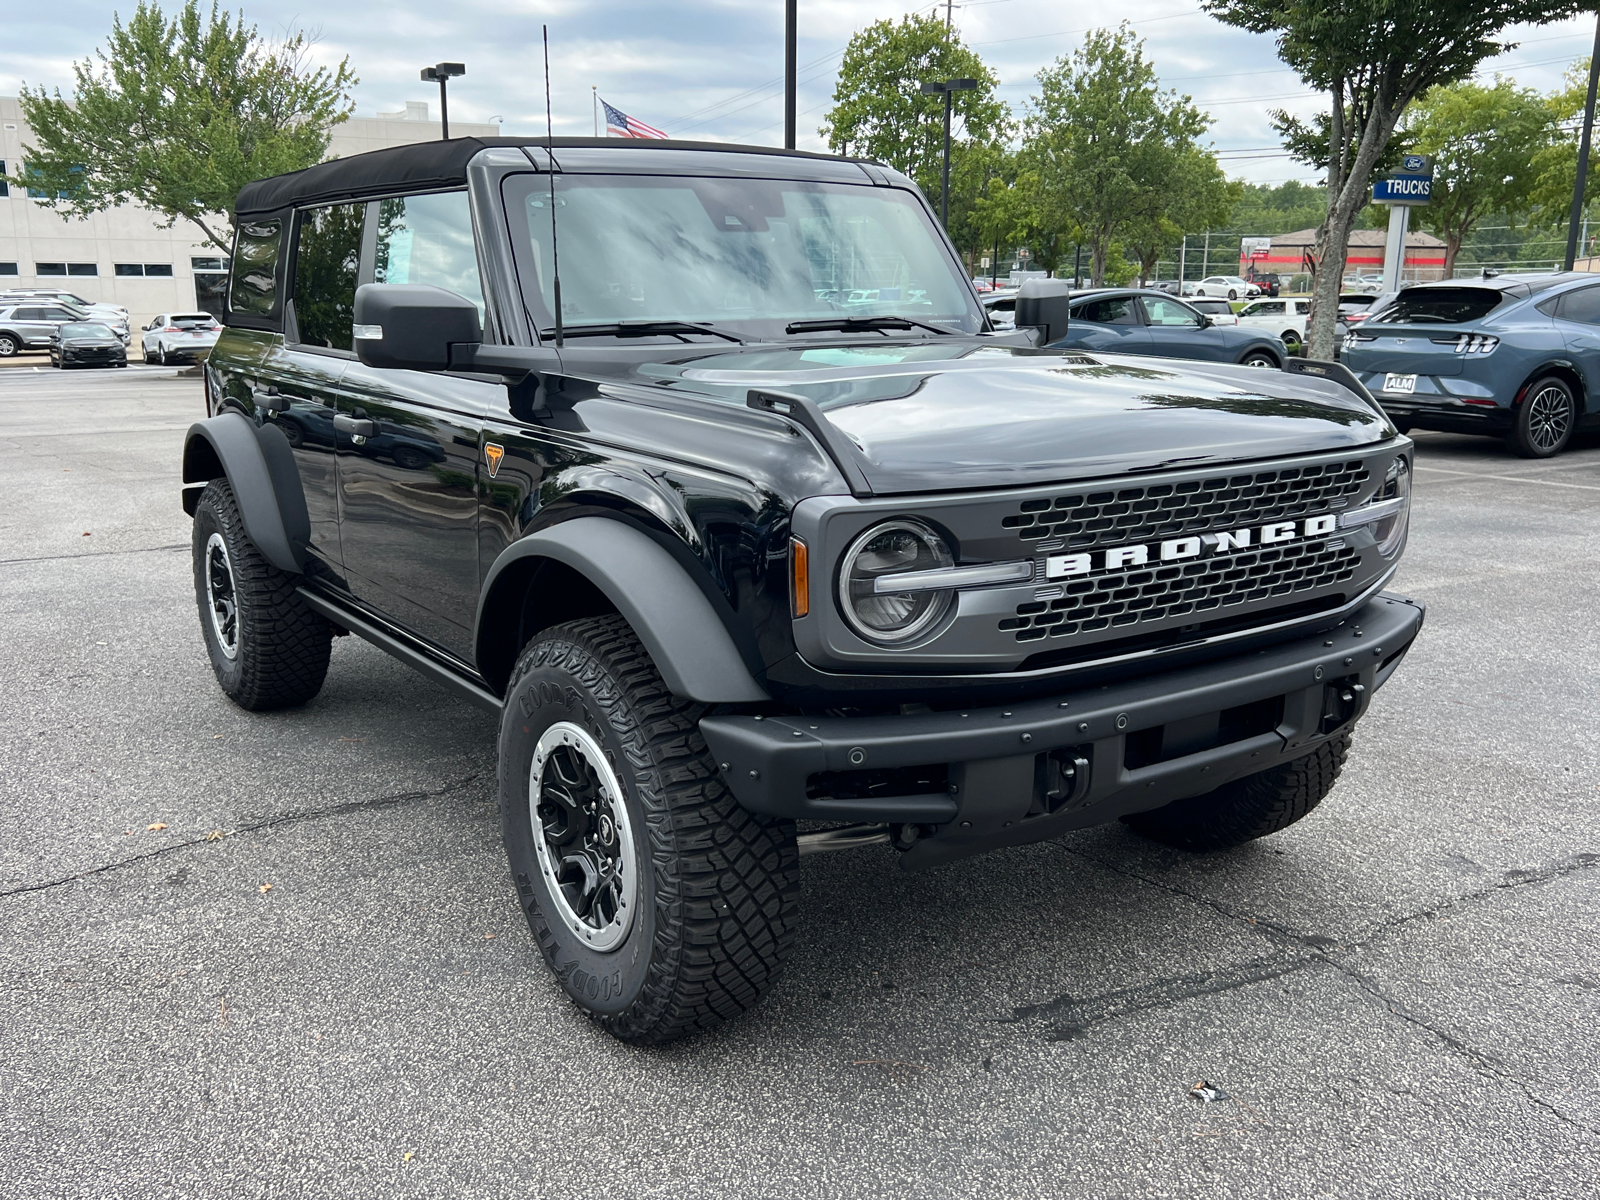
0,302,90,356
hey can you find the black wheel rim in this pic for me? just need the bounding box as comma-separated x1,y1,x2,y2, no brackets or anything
529,722,637,952
204,532,239,659
1526,384,1571,452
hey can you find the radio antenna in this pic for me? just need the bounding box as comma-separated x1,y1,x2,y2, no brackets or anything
543,24,564,349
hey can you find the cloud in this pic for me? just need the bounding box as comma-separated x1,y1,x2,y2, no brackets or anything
1,0,1594,187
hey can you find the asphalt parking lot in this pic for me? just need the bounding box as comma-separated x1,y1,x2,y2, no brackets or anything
2,364,1597,1198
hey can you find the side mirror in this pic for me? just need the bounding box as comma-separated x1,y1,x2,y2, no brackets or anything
352,283,481,371
1015,278,1072,345
1199,314,1214,328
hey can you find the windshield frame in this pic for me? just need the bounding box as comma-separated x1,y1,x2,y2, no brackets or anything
501,171,983,345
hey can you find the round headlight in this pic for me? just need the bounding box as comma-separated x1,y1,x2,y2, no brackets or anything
837,519,955,645
1375,455,1410,558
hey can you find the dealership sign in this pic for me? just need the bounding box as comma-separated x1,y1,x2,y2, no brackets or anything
1373,154,1434,206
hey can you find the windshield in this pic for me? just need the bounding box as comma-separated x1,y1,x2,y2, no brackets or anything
504,173,981,338
1370,287,1506,325
61,323,114,338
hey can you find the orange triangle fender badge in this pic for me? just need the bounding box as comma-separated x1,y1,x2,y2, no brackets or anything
484,442,505,478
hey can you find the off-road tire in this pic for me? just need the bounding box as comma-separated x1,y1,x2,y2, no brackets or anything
191,478,331,710
499,614,799,1044
1122,732,1351,851
1506,375,1575,458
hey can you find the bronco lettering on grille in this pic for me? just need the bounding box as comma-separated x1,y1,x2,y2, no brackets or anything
1045,515,1337,579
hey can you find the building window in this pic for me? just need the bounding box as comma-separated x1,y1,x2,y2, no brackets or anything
116,264,143,276
0,161,8,198
145,263,173,277
67,263,98,276
36,263,67,276
0,262,17,276
191,256,228,272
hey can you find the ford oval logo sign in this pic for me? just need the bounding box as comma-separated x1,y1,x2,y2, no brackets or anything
1402,154,1427,173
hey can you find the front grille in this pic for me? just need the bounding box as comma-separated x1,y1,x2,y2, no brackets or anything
1001,539,1360,643
1001,461,1368,549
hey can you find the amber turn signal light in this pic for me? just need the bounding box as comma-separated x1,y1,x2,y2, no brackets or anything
791,537,809,618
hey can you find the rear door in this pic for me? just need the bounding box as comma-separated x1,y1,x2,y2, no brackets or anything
333,190,495,660
1062,295,1152,353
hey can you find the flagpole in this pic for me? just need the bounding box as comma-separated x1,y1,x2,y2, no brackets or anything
592,86,598,137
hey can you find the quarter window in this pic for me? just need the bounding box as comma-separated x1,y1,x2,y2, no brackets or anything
373,191,483,312
231,219,283,317
293,204,365,349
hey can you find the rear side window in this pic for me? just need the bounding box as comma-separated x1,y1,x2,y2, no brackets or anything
1072,297,1138,325
293,203,365,351
373,191,484,313
1374,287,1505,324
230,219,282,316
1556,284,1600,325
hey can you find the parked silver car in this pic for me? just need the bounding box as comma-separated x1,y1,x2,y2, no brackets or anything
140,312,222,364
0,301,92,356
0,288,131,341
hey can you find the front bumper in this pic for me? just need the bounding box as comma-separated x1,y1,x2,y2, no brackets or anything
701,594,1423,868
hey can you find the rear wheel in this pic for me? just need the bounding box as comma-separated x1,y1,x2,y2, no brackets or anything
499,614,799,1044
1506,375,1575,458
1123,733,1351,851
191,479,331,710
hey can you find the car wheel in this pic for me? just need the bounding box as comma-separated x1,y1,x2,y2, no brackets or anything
391,445,429,471
0,334,18,357
1281,331,1302,355
1506,376,1576,458
499,614,800,1044
1123,733,1350,851
1227,289,1238,301
155,344,167,366
1239,349,1280,369
191,478,332,710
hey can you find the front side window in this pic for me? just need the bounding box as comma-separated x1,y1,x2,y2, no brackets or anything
231,219,282,317
1072,297,1139,325
1142,297,1202,327
374,191,483,313
505,174,979,337
293,204,364,350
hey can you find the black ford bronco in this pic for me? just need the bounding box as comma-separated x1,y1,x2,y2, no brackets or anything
185,137,1422,1043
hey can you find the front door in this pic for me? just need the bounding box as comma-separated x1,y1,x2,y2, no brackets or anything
332,189,493,660
1140,295,1213,360
1064,295,1152,354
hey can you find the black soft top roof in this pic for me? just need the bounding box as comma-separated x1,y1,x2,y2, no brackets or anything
233,136,859,216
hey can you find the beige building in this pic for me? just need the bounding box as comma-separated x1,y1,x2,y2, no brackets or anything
0,98,498,329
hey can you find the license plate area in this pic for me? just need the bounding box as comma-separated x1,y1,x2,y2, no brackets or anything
1123,695,1286,770
1382,372,1417,394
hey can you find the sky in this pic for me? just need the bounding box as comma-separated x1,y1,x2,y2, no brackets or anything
4,0,1599,188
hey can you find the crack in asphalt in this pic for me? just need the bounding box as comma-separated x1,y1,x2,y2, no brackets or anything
1017,843,1600,1135
0,772,482,901
0,543,188,568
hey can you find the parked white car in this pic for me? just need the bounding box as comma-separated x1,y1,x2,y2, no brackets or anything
1186,296,1239,326
1237,296,1356,355
140,312,222,364
1192,275,1260,300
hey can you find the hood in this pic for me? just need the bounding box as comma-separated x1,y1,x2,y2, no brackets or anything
61,335,124,347
624,341,1390,493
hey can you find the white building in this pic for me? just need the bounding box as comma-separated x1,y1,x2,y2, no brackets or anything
0,98,498,329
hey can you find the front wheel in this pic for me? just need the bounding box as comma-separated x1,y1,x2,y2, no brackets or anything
499,614,799,1044
1506,376,1575,458
1228,289,1238,301
1239,349,1280,369
1281,330,1302,355
191,479,331,710
1123,733,1351,851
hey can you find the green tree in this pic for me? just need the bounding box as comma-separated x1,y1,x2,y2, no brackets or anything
10,1,356,254
1124,149,1240,284
1024,24,1218,286
1529,58,1600,225
1206,0,1582,358
1405,79,1555,274
969,155,1070,279
821,13,1010,241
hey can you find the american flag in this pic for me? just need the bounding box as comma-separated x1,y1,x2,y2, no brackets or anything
601,98,668,140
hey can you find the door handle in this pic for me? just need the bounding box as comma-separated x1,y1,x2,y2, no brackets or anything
253,383,289,413
334,414,379,438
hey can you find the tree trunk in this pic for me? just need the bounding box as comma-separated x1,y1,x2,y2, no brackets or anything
1090,238,1108,287
1443,232,1461,277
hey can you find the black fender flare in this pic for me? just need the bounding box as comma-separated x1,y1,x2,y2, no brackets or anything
181,411,309,574
478,518,770,704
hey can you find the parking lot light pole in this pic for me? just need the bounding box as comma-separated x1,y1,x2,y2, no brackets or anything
420,62,466,139
920,78,978,228
1565,13,1600,270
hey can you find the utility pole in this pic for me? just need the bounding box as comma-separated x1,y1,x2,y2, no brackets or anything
784,0,797,150
420,62,466,140
1178,235,1186,288
1202,230,1210,279
1566,10,1600,271
920,77,978,228
592,86,598,137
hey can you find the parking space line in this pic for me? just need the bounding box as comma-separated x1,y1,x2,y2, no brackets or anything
1413,465,1600,491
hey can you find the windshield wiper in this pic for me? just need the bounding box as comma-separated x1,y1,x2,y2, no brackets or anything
785,315,954,336
539,320,744,344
